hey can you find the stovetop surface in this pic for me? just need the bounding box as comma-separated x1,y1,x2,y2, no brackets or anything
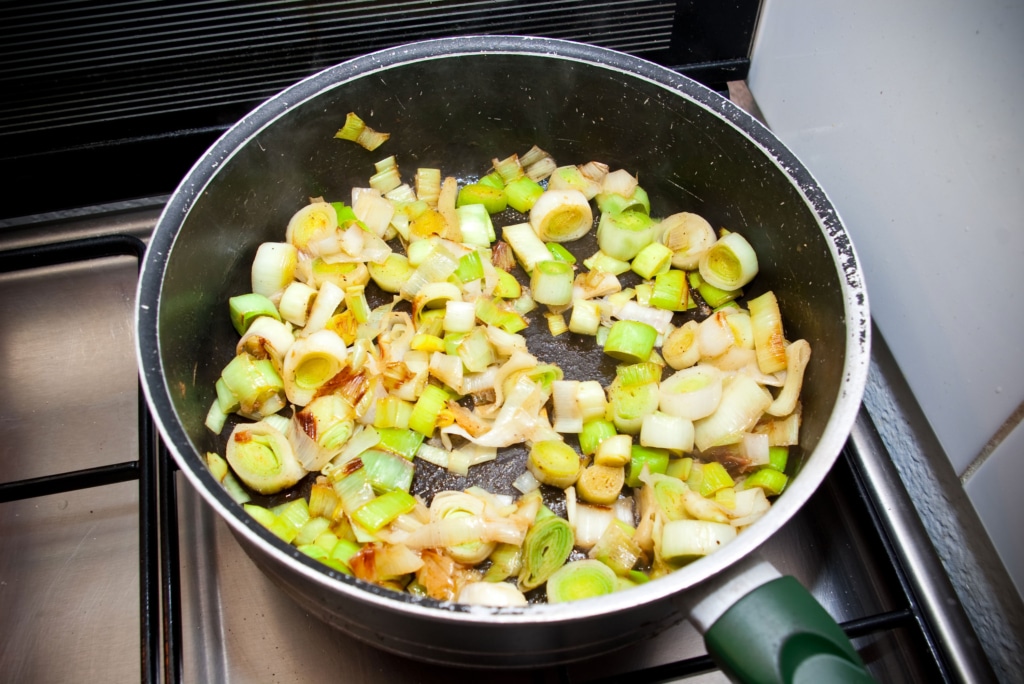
0,203,955,683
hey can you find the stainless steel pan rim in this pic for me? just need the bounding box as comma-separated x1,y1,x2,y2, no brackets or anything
136,34,869,629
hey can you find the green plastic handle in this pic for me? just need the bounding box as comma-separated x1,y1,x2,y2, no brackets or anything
704,575,878,684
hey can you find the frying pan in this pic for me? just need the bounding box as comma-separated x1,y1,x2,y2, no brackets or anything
136,36,872,681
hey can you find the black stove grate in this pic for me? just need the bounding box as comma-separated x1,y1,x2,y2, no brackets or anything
0,234,180,684
0,233,951,683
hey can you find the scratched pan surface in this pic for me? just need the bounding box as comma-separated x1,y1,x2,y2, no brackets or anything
137,36,869,667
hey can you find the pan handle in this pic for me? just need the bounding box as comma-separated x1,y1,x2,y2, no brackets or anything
686,561,878,683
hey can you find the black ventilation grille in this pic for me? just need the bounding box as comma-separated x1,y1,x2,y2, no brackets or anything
1,1,759,219
4,0,678,137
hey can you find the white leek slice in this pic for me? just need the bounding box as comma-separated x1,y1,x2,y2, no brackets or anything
576,380,607,422
282,329,349,406
662,320,701,370
601,168,638,197
660,519,737,560
458,581,528,607
697,311,735,358
316,225,392,265
767,339,812,417
639,411,695,452
236,316,294,362
529,189,594,242
226,421,306,495
429,491,496,564
613,300,674,337
748,291,788,374
660,212,716,270
693,374,773,451
575,464,625,506
443,300,476,334
353,189,395,238
286,201,338,252
428,351,464,393
527,440,582,489
698,232,759,290
741,432,771,468
547,165,601,199
367,253,415,294
569,299,602,336
551,380,583,434
277,281,318,326
570,502,616,550
659,365,724,420
503,222,553,273
251,242,298,298
301,280,344,336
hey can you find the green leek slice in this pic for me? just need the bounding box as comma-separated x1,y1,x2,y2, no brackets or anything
226,421,305,495
518,514,574,592
743,467,789,496
596,210,655,261
603,320,658,364
527,440,582,489
351,490,417,532
530,260,575,306
457,183,508,214
229,293,281,335
588,519,641,576
626,444,670,488
545,559,618,603
334,111,390,151
504,176,544,213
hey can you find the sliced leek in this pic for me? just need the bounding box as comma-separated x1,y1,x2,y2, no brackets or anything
226,421,306,495
251,242,298,298
229,293,281,334
660,519,737,560
660,212,716,270
334,111,390,151
210,146,815,601
699,231,759,290
545,559,618,603
527,440,582,489
282,329,348,406
518,514,574,592
748,291,788,374
529,189,594,243
596,210,655,261
286,201,338,252
530,260,574,306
